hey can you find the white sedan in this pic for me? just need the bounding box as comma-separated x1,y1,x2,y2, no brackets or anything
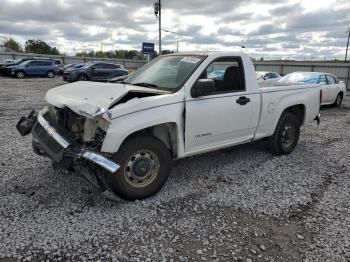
279,72,346,106
256,71,282,82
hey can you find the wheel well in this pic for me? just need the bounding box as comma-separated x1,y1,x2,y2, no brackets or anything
78,73,89,79
281,104,305,126
339,91,344,98
122,123,178,157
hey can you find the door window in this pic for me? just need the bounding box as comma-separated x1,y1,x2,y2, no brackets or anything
203,57,245,93
27,61,38,67
103,64,119,69
319,75,327,84
326,75,336,84
93,63,104,69
267,73,278,79
37,61,52,66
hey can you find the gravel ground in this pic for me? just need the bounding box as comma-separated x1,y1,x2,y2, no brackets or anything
0,76,349,261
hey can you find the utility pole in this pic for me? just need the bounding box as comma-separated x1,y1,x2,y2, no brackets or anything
154,0,161,54
158,0,161,55
345,26,350,63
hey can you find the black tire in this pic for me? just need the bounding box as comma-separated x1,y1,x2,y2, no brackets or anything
77,74,88,81
333,93,343,107
47,70,55,78
16,71,25,79
102,135,172,200
268,112,300,155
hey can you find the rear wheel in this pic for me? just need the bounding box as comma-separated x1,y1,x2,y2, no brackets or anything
333,93,343,107
16,71,25,79
77,74,88,81
268,112,300,155
47,70,55,78
102,135,172,200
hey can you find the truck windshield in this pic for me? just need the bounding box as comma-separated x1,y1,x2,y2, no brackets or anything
123,55,205,90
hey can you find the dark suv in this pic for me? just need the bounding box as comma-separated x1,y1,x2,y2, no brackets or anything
63,62,128,82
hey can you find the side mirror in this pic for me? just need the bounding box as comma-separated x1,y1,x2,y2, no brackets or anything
91,67,96,71
319,82,326,85
263,76,270,80
191,79,216,98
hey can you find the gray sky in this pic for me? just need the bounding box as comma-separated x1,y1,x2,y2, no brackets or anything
1,0,349,60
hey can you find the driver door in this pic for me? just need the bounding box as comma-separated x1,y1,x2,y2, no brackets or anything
185,57,257,153
91,63,105,80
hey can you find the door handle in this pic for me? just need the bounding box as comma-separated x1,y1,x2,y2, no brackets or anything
236,96,250,105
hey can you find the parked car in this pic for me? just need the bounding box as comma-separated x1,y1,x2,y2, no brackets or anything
7,60,59,78
58,63,84,75
1,57,61,76
0,59,19,75
17,52,321,201
279,72,346,106
0,59,16,66
0,58,28,75
256,71,282,82
208,70,225,80
63,62,128,82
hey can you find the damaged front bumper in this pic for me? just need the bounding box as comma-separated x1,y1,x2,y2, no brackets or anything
16,108,120,174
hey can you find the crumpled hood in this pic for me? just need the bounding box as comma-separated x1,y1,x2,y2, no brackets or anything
45,81,166,118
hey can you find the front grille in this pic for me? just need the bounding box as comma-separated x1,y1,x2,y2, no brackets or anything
32,123,63,154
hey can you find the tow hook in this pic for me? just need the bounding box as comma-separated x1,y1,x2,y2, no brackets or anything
16,109,37,136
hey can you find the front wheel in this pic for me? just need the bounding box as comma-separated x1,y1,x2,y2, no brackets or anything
16,71,25,79
77,74,88,81
47,70,55,78
268,112,300,155
333,93,343,107
102,135,172,200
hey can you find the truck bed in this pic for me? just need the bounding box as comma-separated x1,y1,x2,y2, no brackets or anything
259,81,318,93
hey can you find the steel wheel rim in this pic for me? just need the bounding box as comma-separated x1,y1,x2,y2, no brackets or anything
79,75,86,81
48,71,54,78
17,72,24,78
124,150,160,188
281,124,296,147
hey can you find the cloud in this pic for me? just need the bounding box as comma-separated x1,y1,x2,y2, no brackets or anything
0,0,349,60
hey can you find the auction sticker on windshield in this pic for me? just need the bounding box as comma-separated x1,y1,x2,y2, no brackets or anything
180,57,201,64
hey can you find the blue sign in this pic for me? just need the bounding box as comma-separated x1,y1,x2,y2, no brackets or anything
142,42,155,54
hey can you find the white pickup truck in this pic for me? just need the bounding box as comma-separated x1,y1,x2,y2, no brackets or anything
17,52,321,200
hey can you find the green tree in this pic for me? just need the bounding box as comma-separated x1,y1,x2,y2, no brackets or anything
25,40,60,55
94,51,106,58
3,37,22,52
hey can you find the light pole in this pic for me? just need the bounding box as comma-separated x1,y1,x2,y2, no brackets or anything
162,29,180,53
345,26,350,63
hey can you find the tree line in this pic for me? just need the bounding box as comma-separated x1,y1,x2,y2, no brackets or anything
3,37,60,55
3,37,174,59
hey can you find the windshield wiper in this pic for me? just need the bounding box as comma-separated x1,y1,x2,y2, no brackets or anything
132,82,159,88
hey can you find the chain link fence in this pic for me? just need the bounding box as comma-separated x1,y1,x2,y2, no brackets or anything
0,52,147,70
1,52,349,89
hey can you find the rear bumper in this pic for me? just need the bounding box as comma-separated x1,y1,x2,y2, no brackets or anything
16,108,119,173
